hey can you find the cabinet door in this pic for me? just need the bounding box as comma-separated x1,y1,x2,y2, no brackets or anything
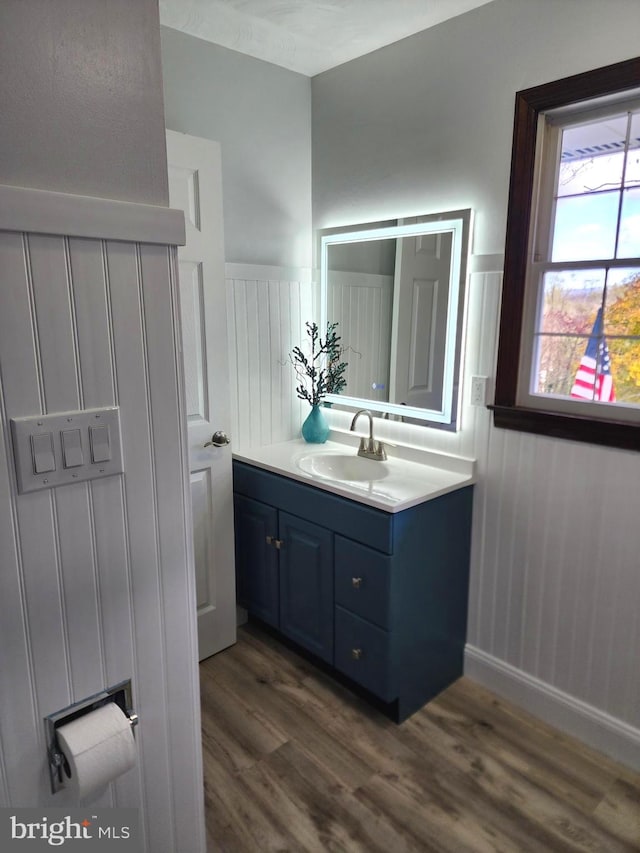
279,513,334,663
234,494,279,628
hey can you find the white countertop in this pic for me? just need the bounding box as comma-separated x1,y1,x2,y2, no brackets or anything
233,438,475,513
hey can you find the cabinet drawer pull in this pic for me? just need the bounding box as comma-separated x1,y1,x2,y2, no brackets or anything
351,648,363,660
351,576,363,589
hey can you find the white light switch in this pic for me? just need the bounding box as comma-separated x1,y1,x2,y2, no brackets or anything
61,428,84,468
90,425,111,463
11,407,122,494
31,432,56,474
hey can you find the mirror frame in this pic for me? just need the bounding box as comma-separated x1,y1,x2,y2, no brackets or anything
320,212,471,425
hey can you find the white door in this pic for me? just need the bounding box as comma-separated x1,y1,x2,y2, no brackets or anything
166,129,236,660
390,229,453,410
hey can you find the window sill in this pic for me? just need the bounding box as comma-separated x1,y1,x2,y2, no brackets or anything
490,404,639,451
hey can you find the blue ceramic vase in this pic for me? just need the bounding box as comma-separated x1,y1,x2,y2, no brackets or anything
301,405,330,443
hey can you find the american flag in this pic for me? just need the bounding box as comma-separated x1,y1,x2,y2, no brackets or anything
570,307,616,402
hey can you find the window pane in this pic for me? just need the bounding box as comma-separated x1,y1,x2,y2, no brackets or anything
605,267,640,335
623,112,640,189
557,153,624,198
558,116,627,197
617,187,640,257
533,334,585,397
540,270,605,334
551,192,619,261
607,338,640,404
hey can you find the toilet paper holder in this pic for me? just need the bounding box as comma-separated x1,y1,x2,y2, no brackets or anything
44,679,138,794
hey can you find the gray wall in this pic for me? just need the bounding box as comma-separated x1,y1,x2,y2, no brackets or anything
0,0,168,205
312,0,640,764
312,0,640,253
161,26,312,268
329,239,396,275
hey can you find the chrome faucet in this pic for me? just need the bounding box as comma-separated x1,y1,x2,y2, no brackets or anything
350,409,387,461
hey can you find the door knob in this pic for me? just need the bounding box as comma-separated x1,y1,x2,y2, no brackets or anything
204,430,230,448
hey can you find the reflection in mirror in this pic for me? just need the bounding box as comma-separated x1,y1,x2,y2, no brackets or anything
320,210,471,428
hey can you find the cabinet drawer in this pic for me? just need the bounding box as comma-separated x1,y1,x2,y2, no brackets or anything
334,606,394,702
335,536,391,629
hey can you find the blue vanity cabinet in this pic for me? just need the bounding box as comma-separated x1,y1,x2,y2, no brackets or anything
233,459,473,723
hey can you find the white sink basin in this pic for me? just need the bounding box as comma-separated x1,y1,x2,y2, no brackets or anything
234,439,476,513
296,452,390,483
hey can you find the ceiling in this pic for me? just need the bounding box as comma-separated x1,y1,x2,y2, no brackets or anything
159,0,495,77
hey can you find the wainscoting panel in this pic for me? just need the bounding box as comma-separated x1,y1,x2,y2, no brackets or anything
327,270,393,403
226,264,315,448
0,186,204,850
474,429,640,731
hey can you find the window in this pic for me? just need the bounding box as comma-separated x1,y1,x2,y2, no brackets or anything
494,57,640,450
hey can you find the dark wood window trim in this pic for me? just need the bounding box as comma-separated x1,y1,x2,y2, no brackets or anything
493,56,640,452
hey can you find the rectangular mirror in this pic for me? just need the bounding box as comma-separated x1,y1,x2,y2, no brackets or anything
320,209,472,427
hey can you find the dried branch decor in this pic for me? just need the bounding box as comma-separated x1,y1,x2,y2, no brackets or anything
290,322,348,407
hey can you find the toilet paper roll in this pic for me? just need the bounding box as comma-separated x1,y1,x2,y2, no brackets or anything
56,702,137,799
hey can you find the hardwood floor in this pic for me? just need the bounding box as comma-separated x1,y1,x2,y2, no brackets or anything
200,623,640,852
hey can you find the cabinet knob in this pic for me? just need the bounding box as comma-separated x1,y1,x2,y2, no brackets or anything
265,535,274,545
274,539,284,550
351,577,363,589
351,648,363,661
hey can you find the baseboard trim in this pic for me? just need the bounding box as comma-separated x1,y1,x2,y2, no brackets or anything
464,644,640,771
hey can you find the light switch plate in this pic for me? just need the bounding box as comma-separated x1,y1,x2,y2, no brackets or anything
470,376,489,407
11,407,123,494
